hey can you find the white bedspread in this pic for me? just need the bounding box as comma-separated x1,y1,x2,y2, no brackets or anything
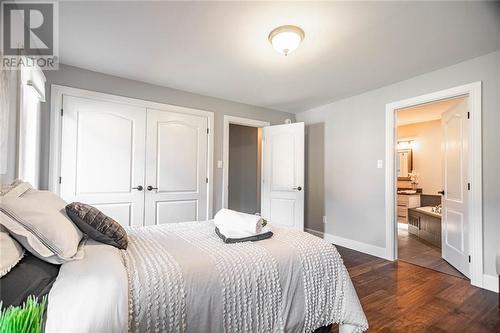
46,222,367,333
45,239,128,333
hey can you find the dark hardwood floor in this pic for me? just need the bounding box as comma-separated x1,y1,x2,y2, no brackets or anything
333,246,499,333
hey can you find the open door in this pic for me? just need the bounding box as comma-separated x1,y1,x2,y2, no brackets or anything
441,99,470,278
261,122,304,230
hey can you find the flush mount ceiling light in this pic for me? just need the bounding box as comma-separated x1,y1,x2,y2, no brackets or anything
268,25,305,56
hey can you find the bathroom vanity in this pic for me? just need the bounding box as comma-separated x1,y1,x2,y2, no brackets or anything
397,193,421,225
408,207,442,248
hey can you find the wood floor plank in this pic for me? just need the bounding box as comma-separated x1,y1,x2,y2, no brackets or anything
334,246,499,332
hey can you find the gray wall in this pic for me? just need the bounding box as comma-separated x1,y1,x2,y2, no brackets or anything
296,50,500,277
305,123,325,233
39,64,294,213
228,124,260,214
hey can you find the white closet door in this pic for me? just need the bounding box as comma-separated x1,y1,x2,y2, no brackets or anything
261,122,304,229
145,109,208,225
60,96,146,227
441,99,470,278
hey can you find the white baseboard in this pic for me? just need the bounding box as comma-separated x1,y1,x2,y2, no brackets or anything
483,274,499,293
305,228,324,238
397,223,408,230
322,232,388,260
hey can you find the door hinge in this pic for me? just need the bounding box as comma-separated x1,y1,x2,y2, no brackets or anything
467,183,471,190
207,128,209,134
58,177,62,184
467,112,470,119
468,255,471,263
206,177,208,184
60,109,64,116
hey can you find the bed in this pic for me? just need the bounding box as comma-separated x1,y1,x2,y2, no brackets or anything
44,220,368,333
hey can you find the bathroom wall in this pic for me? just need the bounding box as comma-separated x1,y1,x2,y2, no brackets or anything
397,119,442,195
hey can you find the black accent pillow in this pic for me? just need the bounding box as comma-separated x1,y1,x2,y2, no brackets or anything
0,252,60,308
65,202,128,249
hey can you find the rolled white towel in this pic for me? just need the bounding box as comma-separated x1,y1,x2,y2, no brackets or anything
214,209,265,235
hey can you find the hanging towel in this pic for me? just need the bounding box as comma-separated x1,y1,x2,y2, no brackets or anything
214,209,266,235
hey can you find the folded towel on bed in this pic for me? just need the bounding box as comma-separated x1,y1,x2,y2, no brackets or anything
214,209,266,234
215,226,273,244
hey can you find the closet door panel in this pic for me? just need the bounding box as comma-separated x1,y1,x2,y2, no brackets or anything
156,122,199,192
145,109,208,225
76,111,133,194
60,95,146,227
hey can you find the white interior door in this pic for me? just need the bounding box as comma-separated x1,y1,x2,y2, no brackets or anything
261,122,304,229
60,96,146,227
441,99,469,278
145,109,208,225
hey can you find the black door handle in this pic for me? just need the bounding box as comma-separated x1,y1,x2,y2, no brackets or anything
438,190,445,195
293,186,302,191
132,185,143,191
147,185,158,191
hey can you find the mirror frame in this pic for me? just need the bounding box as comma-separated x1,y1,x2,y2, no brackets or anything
397,148,413,181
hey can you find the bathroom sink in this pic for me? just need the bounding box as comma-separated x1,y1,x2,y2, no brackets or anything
397,190,417,194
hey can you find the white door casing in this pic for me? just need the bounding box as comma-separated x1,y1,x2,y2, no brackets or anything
261,122,304,229
144,108,209,225
441,99,470,278
60,95,146,226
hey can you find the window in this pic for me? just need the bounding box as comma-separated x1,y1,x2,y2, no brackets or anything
17,63,46,188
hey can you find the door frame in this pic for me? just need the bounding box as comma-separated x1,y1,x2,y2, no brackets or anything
49,84,215,219
385,82,483,288
222,115,270,209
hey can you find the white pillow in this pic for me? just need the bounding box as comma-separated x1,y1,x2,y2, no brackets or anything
0,226,24,277
0,182,83,264
0,179,28,197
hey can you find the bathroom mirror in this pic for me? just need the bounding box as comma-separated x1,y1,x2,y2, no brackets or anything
397,148,413,180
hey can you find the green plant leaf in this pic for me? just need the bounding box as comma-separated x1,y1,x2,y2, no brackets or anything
0,296,47,333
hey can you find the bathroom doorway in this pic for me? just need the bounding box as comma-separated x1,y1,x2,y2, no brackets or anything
395,96,468,279
385,82,484,288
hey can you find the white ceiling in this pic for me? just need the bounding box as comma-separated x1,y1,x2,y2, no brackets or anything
58,1,500,113
396,96,466,126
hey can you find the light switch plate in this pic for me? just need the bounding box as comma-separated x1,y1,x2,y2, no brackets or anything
377,160,383,169
217,160,223,169
322,216,327,224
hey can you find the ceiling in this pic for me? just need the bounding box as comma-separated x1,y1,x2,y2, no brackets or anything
396,96,466,126
58,1,500,113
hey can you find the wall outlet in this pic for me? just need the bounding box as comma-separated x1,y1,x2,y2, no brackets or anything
377,160,383,169
322,216,327,224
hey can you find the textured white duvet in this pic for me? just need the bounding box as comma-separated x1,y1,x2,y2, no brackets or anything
46,222,367,333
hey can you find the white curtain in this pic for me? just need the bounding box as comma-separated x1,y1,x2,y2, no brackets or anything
0,58,12,176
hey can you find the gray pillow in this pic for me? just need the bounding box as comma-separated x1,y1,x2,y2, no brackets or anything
65,202,128,250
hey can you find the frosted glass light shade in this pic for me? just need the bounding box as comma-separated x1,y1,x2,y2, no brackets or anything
268,25,305,56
